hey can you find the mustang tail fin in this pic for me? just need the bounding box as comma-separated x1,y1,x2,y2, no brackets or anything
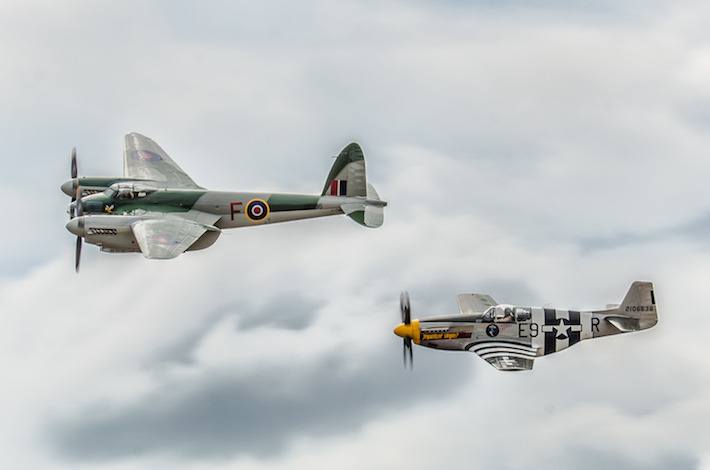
614,281,658,330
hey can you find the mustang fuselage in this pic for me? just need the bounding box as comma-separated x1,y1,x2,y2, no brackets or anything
400,305,656,355
394,282,658,371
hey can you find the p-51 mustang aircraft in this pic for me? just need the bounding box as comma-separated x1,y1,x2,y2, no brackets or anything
394,281,658,371
61,133,386,270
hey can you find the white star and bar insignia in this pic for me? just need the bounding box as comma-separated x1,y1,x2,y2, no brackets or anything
542,318,582,340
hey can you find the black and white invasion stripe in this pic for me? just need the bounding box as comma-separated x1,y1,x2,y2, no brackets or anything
469,341,538,361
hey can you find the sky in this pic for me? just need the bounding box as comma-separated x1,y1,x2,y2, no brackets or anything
1,0,710,468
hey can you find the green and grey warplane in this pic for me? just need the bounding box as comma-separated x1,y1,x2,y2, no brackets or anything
394,281,658,371
62,133,386,270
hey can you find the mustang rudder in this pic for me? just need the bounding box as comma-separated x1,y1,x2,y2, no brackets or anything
617,281,658,330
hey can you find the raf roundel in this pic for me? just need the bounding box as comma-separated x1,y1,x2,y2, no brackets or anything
245,199,270,222
131,150,163,161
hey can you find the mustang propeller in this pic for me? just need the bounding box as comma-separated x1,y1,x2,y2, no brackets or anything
399,291,414,369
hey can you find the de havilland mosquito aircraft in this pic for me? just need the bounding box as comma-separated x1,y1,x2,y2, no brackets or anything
394,281,658,371
61,133,386,270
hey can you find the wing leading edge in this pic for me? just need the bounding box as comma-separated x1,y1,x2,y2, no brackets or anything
131,217,219,259
123,132,203,189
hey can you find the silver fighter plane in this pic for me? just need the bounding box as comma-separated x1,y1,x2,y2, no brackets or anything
394,281,658,371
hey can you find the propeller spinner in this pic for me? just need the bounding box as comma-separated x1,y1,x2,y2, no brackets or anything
395,291,416,369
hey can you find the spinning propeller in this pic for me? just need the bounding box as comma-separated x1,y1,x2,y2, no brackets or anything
68,147,78,216
68,148,83,272
71,147,78,182
73,185,83,272
400,291,414,369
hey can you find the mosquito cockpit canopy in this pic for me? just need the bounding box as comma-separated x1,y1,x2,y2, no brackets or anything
105,182,155,200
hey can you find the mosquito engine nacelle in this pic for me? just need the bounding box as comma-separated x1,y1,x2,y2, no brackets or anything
66,215,140,252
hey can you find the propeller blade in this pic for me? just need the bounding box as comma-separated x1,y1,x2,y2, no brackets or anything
71,147,78,179
70,148,79,202
403,337,413,370
75,236,82,273
398,292,414,369
74,183,83,273
400,291,411,324
407,338,413,369
75,186,83,218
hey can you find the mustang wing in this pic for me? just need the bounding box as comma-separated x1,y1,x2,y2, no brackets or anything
131,217,219,259
469,342,538,371
457,293,498,314
123,132,203,189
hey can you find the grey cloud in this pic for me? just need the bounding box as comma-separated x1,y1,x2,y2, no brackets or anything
148,292,320,366
50,345,474,461
580,232,656,252
146,307,235,367
237,291,321,331
677,212,710,241
546,448,698,470
579,210,710,252
411,0,658,14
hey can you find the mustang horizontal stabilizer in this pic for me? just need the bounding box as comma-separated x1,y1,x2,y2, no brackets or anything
605,316,640,332
131,218,220,259
457,293,497,314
